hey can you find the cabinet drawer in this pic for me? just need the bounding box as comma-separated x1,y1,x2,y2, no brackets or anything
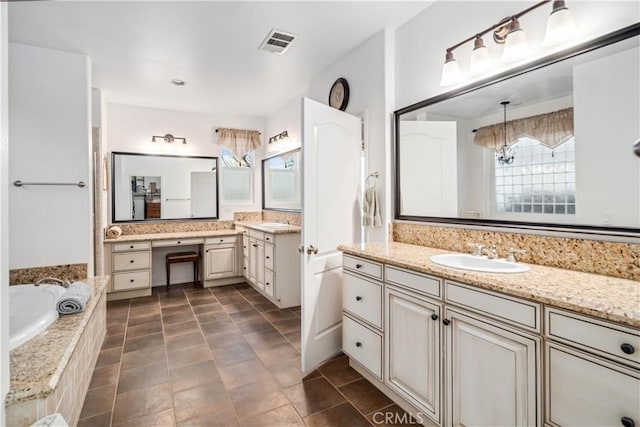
546,343,640,427
112,241,151,252
264,270,275,297
264,233,274,243
205,235,238,245
152,238,203,247
546,307,640,366
385,265,441,299
249,229,265,240
112,251,151,272
343,315,382,379
445,281,540,332
343,272,382,329
343,255,382,280
265,244,274,271
236,227,248,235
113,271,151,291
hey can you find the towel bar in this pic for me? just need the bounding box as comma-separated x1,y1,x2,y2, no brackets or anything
13,180,86,188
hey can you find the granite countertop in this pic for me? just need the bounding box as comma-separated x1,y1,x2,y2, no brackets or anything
338,242,640,328
235,221,301,234
6,276,110,404
104,228,242,243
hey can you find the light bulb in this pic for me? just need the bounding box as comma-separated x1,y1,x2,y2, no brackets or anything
543,0,576,46
469,36,492,75
502,18,529,62
440,51,462,86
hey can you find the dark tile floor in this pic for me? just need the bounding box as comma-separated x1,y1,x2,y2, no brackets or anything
78,283,409,426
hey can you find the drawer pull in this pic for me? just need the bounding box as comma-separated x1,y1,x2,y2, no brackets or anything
243,267,247,270
355,263,363,269
621,417,635,427
621,343,636,355
177,241,181,244
355,341,362,348
431,313,438,321
266,256,270,259
253,244,258,247
130,279,134,283
443,319,451,326
355,296,362,301
130,245,134,249
130,260,134,263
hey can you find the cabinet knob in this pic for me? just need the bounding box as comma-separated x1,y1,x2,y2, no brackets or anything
130,279,134,283
178,241,181,244
243,245,247,248
355,341,362,348
253,244,258,247
266,282,270,286
621,417,635,427
443,319,451,326
621,343,635,355
355,263,363,269
243,267,246,270
130,260,134,263
356,296,362,301
130,245,134,249
266,256,270,259
431,314,438,321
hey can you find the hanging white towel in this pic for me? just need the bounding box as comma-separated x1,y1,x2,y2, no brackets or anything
363,185,382,227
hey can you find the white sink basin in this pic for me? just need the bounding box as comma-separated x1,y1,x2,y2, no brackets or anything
259,222,289,228
430,253,529,273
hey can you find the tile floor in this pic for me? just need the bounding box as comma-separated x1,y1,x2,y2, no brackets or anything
78,283,412,426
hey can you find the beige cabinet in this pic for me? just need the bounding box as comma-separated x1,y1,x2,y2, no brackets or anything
445,307,539,427
105,240,152,300
204,244,238,280
385,285,441,423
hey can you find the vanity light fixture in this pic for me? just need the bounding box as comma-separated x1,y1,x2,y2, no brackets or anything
440,0,577,85
151,134,187,144
268,130,289,144
496,101,516,165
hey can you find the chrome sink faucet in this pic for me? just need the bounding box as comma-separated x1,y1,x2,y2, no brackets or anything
467,243,485,256
506,247,527,262
482,245,499,259
35,277,71,288
275,219,290,225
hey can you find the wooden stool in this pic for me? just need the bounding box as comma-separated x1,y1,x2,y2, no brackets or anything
166,251,200,291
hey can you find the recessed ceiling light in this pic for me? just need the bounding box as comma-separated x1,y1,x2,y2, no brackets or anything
170,79,186,86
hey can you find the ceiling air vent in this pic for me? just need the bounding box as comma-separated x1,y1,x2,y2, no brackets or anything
259,29,296,55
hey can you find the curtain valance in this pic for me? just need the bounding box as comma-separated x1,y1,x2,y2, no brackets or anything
473,108,573,150
216,128,261,158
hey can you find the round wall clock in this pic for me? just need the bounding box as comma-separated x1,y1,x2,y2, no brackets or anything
328,78,350,111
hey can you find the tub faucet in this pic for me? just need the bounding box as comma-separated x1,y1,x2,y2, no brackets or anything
35,277,71,288
482,245,499,259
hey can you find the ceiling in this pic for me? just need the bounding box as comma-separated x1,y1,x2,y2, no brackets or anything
8,1,431,117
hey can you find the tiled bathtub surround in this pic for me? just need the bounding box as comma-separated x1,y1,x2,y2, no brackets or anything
391,223,640,281
6,277,109,426
111,220,235,236
9,263,88,285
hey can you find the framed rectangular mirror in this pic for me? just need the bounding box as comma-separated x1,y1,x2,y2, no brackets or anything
262,148,301,212
112,152,219,222
395,25,640,236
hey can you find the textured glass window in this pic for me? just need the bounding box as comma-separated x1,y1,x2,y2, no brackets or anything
221,147,253,202
495,137,575,215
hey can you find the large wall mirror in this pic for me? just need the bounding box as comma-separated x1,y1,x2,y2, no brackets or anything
395,25,639,236
112,152,219,222
262,148,301,212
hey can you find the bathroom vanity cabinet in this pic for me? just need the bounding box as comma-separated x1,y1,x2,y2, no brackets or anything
204,235,240,280
341,252,639,427
239,225,301,308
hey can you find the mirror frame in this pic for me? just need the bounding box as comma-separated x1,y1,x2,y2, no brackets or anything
393,23,640,238
261,148,302,213
111,151,220,223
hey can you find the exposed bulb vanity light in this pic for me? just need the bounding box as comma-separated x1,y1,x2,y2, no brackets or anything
268,130,289,144
543,0,577,46
439,0,577,86
151,133,187,144
469,36,492,75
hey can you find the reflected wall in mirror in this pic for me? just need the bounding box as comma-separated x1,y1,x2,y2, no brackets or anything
112,152,219,222
396,27,640,234
262,148,301,212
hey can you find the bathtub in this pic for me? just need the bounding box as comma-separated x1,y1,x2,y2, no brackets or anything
9,284,66,350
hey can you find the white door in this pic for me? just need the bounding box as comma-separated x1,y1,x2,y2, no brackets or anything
446,308,539,427
399,121,457,217
301,97,362,372
385,287,441,423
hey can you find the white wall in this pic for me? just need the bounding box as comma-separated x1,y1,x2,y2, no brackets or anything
105,103,264,221
574,46,640,228
9,43,92,269
307,29,392,242
395,1,640,109
264,93,306,159
0,3,9,422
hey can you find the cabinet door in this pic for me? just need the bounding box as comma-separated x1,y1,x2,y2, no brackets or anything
205,245,237,280
248,238,258,285
446,308,539,427
255,241,265,290
385,287,441,423
546,343,640,427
